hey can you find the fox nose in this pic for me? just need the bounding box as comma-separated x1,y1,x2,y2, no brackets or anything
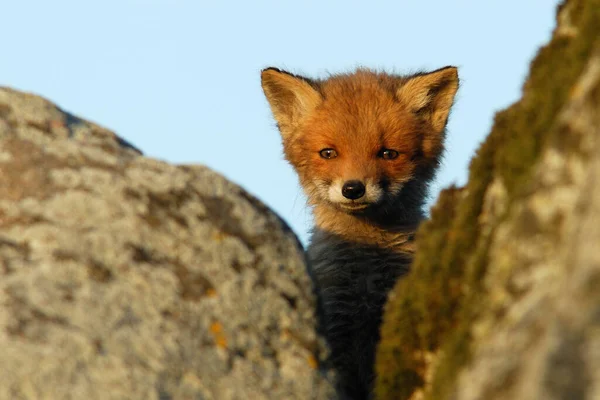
342,180,366,200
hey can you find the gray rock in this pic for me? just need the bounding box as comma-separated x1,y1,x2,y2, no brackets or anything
0,88,334,400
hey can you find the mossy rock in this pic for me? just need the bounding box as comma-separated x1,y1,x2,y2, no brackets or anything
375,0,600,398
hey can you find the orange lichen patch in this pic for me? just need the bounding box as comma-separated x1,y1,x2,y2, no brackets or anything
215,336,228,349
307,354,318,370
205,288,218,298
210,321,223,334
210,322,228,349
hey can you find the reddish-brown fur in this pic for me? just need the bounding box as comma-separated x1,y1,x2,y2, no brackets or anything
288,72,439,176
262,67,458,247
261,67,458,399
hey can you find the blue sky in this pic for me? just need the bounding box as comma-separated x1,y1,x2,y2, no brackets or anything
2,1,560,243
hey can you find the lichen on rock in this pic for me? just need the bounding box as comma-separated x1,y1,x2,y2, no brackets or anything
0,88,334,399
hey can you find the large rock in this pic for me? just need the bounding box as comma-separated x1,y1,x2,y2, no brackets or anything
0,88,334,399
376,0,600,399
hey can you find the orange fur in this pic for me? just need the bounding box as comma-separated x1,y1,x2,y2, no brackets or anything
262,66,459,398
261,67,458,247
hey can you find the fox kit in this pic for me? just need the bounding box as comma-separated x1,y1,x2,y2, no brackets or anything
261,67,458,399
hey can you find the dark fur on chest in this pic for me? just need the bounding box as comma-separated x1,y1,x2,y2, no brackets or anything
307,230,413,399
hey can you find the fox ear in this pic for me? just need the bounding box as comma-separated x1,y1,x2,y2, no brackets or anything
261,68,322,137
396,66,459,133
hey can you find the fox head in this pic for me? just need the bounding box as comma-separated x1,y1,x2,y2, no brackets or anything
261,67,458,219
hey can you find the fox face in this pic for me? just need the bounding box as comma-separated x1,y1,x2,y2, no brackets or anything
261,67,458,216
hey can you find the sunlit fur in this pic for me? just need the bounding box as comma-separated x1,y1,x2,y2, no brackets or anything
314,178,385,208
262,66,458,399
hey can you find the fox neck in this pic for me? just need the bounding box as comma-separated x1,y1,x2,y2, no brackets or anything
311,182,427,251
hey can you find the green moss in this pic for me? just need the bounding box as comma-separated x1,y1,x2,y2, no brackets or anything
376,186,463,399
375,0,600,398
494,0,599,197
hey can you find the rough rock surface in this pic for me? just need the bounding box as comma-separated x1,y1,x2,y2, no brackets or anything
0,88,334,399
376,0,600,399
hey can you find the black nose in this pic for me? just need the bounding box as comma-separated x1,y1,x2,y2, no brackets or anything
342,180,366,200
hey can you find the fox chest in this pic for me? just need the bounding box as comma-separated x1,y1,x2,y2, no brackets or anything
307,233,412,332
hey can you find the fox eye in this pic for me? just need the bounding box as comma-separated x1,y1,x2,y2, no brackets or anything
379,149,399,160
319,148,338,159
